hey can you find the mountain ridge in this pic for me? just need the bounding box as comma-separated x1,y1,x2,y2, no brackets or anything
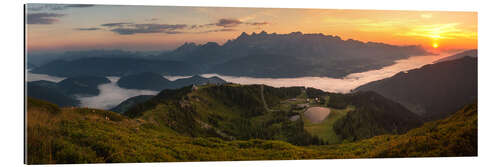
30,31,429,78
355,55,477,120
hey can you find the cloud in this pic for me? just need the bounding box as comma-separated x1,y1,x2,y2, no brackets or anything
398,23,477,40
215,18,243,27
146,18,159,21
27,13,65,24
74,27,101,31
99,18,269,35
77,77,158,109
100,22,133,27
65,4,95,8
165,31,184,34
190,18,268,29
200,28,237,33
106,23,188,35
27,4,95,11
246,22,269,26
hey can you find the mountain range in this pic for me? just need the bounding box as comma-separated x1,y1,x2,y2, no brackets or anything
29,31,428,78
30,57,200,77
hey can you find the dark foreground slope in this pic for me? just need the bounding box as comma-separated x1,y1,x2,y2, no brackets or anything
26,97,477,164
331,91,423,141
27,82,80,107
434,49,477,63
355,56,477,120
110,95,154,114
123,84,318,145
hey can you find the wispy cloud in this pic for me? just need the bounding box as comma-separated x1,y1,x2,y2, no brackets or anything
200,28,237,33
27,4,95,11
213,18,268,28
105,23,188,35
74,27,101,31
215,18,243,27
27,13,65,24
97,18,269,35
398,23,477,39
246,22,269,26
100,22,133,27
146,18,159,22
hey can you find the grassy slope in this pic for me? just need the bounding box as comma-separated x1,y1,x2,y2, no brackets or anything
27,97,477,164
124,84,320,145
311,103,477,158
303,106,354,144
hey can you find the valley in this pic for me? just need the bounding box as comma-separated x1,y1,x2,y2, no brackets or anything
26,84,477,164
25,53,478,164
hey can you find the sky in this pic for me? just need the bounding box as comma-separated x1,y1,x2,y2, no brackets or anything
26,4,477,52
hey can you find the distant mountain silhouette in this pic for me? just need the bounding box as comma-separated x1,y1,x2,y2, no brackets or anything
57,76,111,96
154,31,430,78
27,49,160,66
31,57,200,77
30,32,429,78
27,81,80,107
355,56,477,121
27,62,37,69
117,72,227,91
434,49,477,63
27,76,110,106
117,72,172,91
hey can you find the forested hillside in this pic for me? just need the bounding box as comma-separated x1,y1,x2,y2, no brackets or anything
27,96,477,164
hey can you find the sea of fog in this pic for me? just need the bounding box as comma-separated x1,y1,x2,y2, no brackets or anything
201,53,450,93
77,77,158,109
26,52,453,110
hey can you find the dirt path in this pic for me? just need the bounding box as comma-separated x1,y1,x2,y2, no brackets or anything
260,84,271,112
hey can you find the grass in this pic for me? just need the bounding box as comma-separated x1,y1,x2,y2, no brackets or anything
26,87,477,164
303,106,354,144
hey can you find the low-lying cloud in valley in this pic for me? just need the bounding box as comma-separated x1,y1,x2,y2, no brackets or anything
201,52,452,93
26,51,454,110
78,77,158,109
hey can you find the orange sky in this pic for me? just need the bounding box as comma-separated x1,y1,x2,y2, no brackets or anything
26,5,477,52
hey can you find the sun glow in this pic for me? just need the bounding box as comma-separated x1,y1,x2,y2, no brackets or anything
432,42,439,48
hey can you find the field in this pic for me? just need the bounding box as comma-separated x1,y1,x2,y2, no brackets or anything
303,106,354,144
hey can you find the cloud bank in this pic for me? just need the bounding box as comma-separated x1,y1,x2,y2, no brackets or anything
98,18,268,35
27,13,65,24
74,27,101,31
78,77,158,109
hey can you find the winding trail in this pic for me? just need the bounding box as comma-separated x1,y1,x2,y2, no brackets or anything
260,84,272,112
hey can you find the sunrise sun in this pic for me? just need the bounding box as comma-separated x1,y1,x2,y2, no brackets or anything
432,42,439,48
